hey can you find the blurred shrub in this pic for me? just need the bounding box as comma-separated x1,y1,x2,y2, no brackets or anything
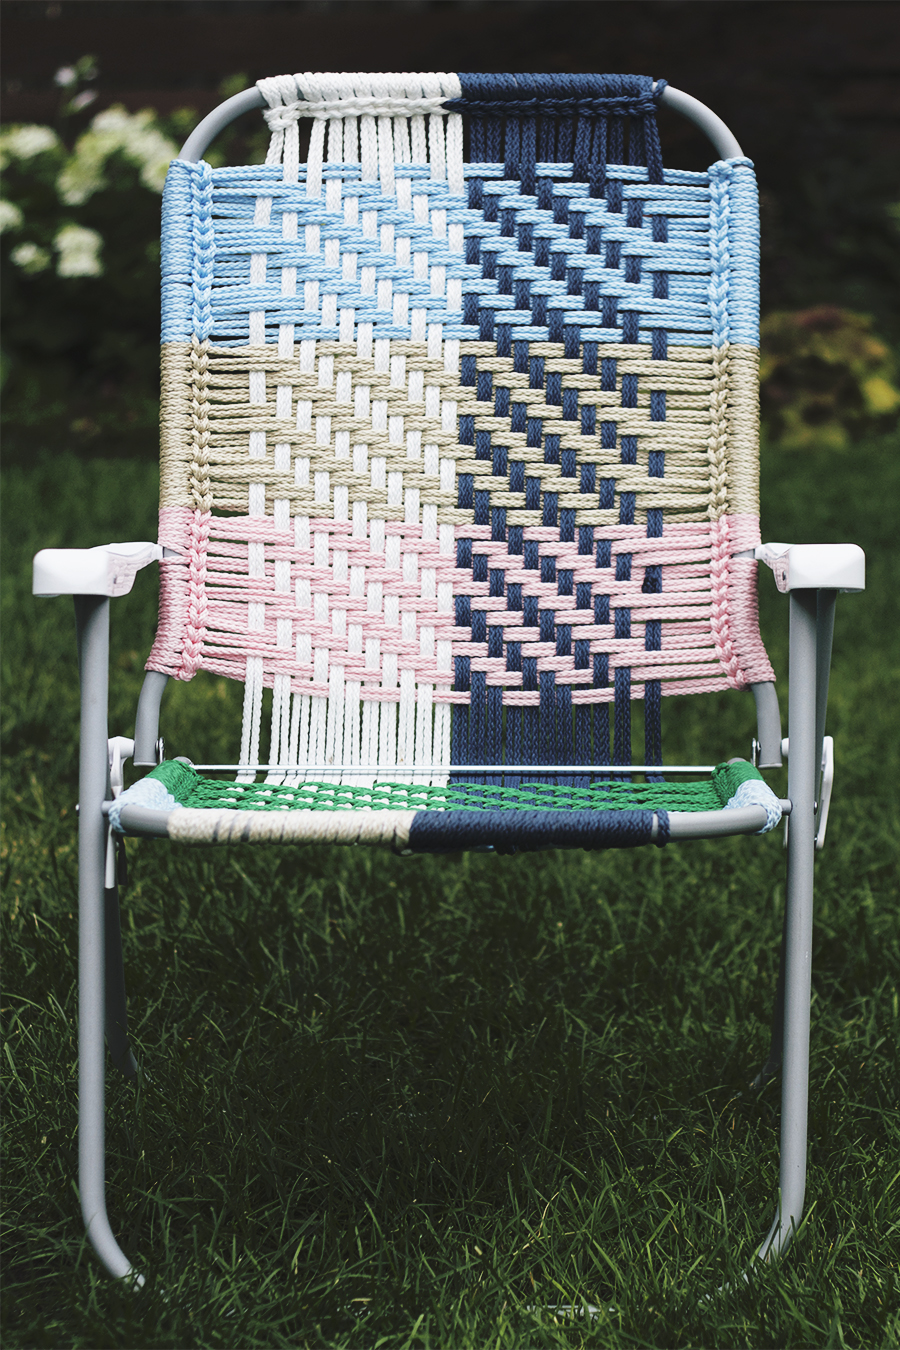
0,64,265,464
760,306,900,449
0,103,182,462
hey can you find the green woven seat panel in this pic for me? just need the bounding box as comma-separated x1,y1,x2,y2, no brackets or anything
145,759,765,815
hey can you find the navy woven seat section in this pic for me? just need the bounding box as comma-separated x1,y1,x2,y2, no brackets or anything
407,807,667,853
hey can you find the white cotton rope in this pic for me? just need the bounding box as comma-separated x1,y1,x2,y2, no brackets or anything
256,72,464,197
263,95,453,123
167,806,417,847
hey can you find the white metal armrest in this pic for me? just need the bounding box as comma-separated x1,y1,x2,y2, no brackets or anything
755,542,865,593
33,542,163,598
756,543,864,854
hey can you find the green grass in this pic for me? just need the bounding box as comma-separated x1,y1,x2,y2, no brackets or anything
2,438,899,1348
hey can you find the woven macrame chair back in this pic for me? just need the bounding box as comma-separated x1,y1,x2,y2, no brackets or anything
149,71,775,792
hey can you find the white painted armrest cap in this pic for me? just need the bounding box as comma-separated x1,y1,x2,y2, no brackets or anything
33,542,163,597
755,542,865,593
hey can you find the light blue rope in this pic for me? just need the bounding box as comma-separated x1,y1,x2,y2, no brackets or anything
108,776,178,833
159,156,759,349
160,161,193,343
708,156,759,348
190,160,215,342
723,777,783,833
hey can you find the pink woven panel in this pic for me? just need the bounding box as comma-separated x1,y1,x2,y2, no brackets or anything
149,507,774,698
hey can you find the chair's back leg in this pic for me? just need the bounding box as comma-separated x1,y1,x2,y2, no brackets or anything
75,596,142,1282
104,879,137,1080
134,670,169,767
757,588,818,1262
815,591,837,806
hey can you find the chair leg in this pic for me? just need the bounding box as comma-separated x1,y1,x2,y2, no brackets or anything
105,878,137,1081
75,596,142,1283
756,589,818,1263
752,909,786,1090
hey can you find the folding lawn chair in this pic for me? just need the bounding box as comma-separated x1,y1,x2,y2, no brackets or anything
33,72,865,1285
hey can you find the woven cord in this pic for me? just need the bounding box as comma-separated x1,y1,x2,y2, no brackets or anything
151,75,775,785
126,756,773,816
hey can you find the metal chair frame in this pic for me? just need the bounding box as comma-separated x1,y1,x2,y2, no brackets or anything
32,83,865,1286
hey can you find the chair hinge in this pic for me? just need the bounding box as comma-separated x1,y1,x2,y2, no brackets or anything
779,735,834,851
106,736,135,887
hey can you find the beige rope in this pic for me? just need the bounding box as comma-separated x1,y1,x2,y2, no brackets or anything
726,345,760,516
708,344,729,520
188,337,212,512
167,805,415,846
159,339,748,527
159,343,193,508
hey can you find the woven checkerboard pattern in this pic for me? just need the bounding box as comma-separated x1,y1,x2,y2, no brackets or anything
148,72,774,787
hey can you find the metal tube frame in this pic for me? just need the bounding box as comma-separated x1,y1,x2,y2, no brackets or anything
133,669,169,767
74,597,142,1284
755,590,819,1262
753,589,834,1097
815,591,837,804
76,83,827,1285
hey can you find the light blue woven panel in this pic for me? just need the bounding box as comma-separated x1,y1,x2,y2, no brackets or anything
159,157,759,349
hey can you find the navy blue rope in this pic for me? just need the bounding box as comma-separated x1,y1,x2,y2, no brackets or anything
408,808,665,855
449,79,673,791
644,680,662,770
645,274,668,778
453,74,666,189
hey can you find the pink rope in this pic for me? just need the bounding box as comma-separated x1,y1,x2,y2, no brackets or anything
177,509,210,680
147,507,191,678
726,513,776,685
145,511,775,699
709,514,747,688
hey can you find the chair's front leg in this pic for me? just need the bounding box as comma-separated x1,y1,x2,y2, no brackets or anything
752,907,787,1090
74,596,141,1282
757,588,818,1262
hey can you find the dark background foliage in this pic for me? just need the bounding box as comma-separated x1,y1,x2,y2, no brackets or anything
2,0,899,462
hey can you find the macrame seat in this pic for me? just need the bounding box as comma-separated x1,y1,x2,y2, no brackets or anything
32,71,866,1286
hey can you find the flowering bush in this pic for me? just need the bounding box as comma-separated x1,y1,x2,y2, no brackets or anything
0,94,186,461
1,105,183,275
760,306,900,449
0,64,265,463
56,106,176,206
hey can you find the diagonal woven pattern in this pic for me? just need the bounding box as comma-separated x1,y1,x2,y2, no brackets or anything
147,71,775,790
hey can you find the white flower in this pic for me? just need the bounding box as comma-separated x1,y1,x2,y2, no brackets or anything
69,90,98,112
0,199,23,232
55,137,106,205
55,223,103,276
0,124,60,169
54,65,78,87
11,241,51,273
57,105,177,205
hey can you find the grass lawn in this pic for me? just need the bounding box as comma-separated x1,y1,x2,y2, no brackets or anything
2,436,898,1348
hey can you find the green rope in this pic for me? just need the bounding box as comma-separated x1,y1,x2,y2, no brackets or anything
145,759,765,814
